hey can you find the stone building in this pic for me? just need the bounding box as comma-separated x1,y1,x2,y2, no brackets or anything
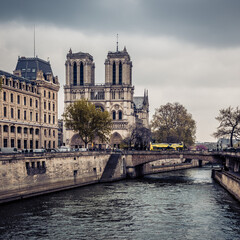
63,47,149,149
0,57,60,150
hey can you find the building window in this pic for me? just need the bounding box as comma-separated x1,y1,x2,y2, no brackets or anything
48,91,51,99
112,91,115,100
18,139,21,149
53,141,55,148
36,113,38,122
4,139,8,147
112,111,116,120
36,100,38,108
30,140,33,149
24,140,27,149
3,125,8,132
35,129,39,135
49,115,51,124
11,139,14,148
44,101,46,109
119,61,122,84
24,128,28,134
24,110,27,120
3,107,7,117
30,112,32,121
10,126,15,133
53,93,55,99
53,130,55,137
11,108,14,118
53,103,55,111
53,115,55,124
44,129,47,136
35,140,39,149
80,62,84,86
17,127,22,134
17,95,20,104
30,98,32,107
44,114,46,123
112,61,116,85
3,92,6,101
11,93,13,103
24,97,26,105
49,129,51,136
48,102,51,110
73,62,77,86
18,109,20,119
119,111,122,120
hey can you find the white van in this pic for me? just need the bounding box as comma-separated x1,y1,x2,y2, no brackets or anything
59,146,71,152
0,148,19,154
33,149,46,153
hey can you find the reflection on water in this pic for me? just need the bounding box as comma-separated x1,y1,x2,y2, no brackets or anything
0,167,240,240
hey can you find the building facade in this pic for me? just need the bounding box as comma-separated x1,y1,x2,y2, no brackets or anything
63,47,149,149
0,57,60,150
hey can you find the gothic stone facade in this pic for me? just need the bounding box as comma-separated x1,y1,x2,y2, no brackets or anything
63,48,149,149
0,57,60,150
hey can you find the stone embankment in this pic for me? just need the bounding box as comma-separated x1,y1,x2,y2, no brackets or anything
0,151,203,204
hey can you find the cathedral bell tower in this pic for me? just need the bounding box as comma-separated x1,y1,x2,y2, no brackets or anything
104,46,132,86
65,49,95,87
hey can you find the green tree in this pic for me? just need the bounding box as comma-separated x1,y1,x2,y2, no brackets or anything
62,99,112,148
213,106,240,147
151,102,196,146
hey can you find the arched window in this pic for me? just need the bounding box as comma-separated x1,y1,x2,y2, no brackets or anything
10,126,15,133
112,111,116,120
17,127,22,134
119,110,122,120
80,62,84,86
73,62,77,86
112,61,116,85
35,129,39,135
3,125,8,132
119,61,122,85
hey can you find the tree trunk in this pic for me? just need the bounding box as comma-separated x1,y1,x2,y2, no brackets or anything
230,129,234,147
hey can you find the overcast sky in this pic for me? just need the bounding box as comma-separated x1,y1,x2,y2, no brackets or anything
1,0,240,142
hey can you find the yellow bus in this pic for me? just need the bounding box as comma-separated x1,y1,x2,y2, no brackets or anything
150,143,184,151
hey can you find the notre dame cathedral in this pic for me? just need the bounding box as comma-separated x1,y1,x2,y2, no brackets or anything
63,46,149,149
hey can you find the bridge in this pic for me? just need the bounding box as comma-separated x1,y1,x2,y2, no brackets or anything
124,150,240,178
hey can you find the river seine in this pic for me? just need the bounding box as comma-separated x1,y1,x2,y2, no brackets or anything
0,167,240,240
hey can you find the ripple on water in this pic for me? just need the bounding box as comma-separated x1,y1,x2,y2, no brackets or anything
0,168,240,240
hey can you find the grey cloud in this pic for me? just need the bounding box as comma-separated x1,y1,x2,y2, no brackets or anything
1,0,240,47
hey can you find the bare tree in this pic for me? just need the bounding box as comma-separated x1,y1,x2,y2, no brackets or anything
123,124,151,150
213,106,240,147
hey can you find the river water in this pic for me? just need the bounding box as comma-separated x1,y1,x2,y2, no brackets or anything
0,167,240,240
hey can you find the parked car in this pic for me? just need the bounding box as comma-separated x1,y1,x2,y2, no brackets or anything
58,146,71,152
33,149,47,153
0,147,19,154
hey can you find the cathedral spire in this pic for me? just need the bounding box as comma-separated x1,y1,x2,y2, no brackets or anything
116,34,119,52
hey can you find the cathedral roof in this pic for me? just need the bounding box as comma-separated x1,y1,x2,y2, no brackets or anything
133,97,145,110
67,49,93,61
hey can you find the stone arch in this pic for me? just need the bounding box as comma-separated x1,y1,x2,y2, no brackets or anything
70,133,84,148
95,103,105,112
110,132,122,149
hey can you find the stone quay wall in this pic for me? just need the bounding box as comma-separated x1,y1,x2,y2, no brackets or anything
212,169,240,202
0,152,126,204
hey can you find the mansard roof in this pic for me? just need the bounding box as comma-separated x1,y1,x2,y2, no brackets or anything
0,70,36,85
15,57,53,80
